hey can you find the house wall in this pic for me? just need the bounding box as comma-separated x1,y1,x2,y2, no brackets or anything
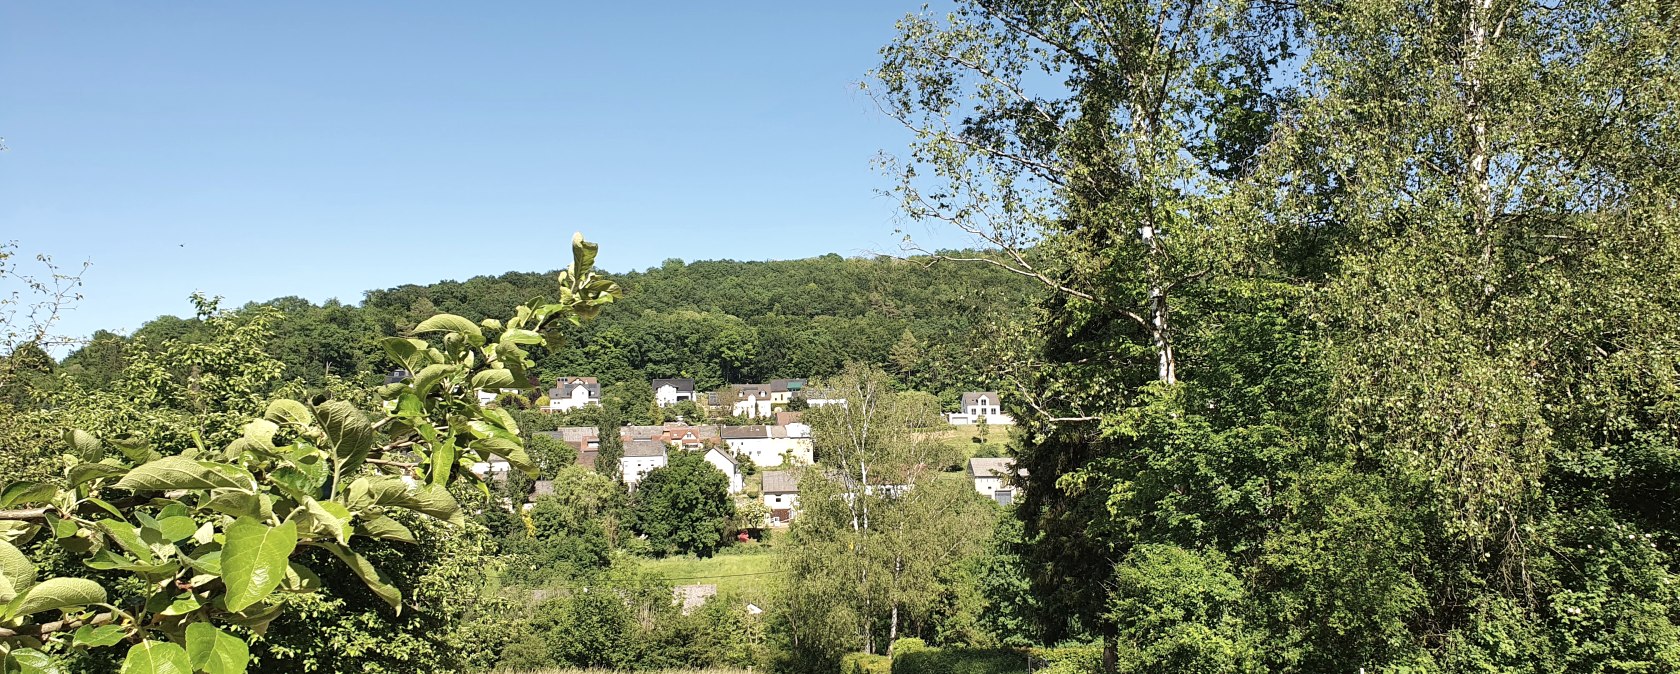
550,385,598,412
762,491,799,513
655,385,694,406
621,455,667,488
732,396,774,418
727,437,814,466
703,450,744,493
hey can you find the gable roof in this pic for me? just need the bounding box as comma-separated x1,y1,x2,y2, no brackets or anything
762,470,799,493
538,427,599,444
651,378,696,392
384,369,410,385
961,392,1001,408
968,457,1020,479
720,425,770,439
769,379,807,393
623,439,668,458
550,377,601,399
704,446,739,466
775,411,804,426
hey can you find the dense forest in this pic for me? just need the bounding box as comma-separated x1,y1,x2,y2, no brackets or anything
51,253,1039,406
3,0,1679,672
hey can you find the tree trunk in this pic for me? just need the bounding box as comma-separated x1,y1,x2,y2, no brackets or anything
1139,223,1178,384
1102,630,1119,674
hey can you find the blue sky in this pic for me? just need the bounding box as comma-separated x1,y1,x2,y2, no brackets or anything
0,2,974,343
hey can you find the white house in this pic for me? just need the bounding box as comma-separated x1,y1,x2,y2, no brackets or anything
721,425,814,467
701,446,744,494
968,457,1024,505
761,470,800,524
730,384,776,418
949,392,1015,426
621,439,668,489
546,377,601,412
652,378,697,407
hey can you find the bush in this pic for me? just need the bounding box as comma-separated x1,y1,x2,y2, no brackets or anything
841,652,893,674
891,647,1024,674
892,637,929,655
1028,646,1104,674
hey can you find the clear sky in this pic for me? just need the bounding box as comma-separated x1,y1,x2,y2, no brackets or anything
0,2,974,344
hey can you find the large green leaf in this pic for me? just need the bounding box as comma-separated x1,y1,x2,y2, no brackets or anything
63,429,104,461
186,622,250,674
114,457,251,492
413,313,483,339
469,437,536,477
314,541,401,611
221,517,297,612
354,514,415,544
3,577,105,619
263,399,313,427
315,401,373,488
570,232,599,274
469,368,517,391
5,648,62,674
1,482,58,508
344,477,462,525
289,498,351,545
411,363,456,396
120,641,190,674
68,462,127,488
203,490,271,520
97,521,155,562
73,624,127,648
0,540,35,597
378,337,433,372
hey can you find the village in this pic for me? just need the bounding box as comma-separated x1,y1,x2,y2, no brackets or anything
455,375,1025,525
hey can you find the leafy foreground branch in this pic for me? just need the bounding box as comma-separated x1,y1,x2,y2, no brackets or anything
0,234,620,674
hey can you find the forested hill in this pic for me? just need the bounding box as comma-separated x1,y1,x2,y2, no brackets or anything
59,252,1040,404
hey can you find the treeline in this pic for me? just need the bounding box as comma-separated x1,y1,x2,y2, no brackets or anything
55,253,1037,405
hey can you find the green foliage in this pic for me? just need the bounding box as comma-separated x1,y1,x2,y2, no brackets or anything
889,647,1023,674
0,235,620,672
840,652,893,674
632,451,736,557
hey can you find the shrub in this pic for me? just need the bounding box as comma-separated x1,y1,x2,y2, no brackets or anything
891,637,929,655
1029,646,1104,674
841,652,893,674
891,647,1024,674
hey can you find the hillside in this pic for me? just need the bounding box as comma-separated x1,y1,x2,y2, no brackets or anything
58,252,1041,405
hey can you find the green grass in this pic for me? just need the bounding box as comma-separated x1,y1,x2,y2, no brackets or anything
636,544,782,604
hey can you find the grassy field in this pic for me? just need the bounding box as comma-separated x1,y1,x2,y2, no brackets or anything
636,544,783,604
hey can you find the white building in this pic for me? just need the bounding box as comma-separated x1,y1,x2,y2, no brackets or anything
968,457,1024,505
652,378,697,407
701,446,744,494
546,377,601,412
948,392,1016,426
621,439,668,489
761,470,800,524
721,425,814,467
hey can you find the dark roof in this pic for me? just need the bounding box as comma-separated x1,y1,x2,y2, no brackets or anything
961,392,1001,408
538,427,599,444
624,439,668,458
577,449,598,469
651,378,696,392
762,470,799,493
550,377,601,399
720,425,770,440
968,457,1022,478
770,379,807,393
384,369,410,385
